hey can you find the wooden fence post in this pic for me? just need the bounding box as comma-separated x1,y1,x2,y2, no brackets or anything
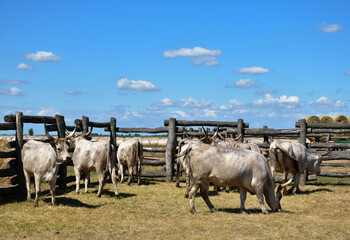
263,126,269,144
15,112,26,196
110,117,117,148
237,119,244,143
298,119,308,185
165,118,176,182
82,116,89,134
56,114,67,190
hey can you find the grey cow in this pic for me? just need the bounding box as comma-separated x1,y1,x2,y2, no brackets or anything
69,128,120,198
22,125,75,207
117,139,143,185
269,140,322,194
176,141,291,214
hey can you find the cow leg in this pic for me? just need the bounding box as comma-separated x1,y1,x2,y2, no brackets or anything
256,190,268,214
96,170,104,198
49,180,57,206
288,172,301,194
74,167,81,194
185,168,192,198
23,170,31,201
109,166,120,198
239,188,247,213
189,183,200,214
127,165,133,185
200,183,216,213
34,175,41,207
119,164,124,183
137,159,142,186
84,171,90,193
176,161,181,188
282,171,289,195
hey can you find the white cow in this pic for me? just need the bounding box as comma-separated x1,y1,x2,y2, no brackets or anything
176,141,291,214
22,125,75,207
117,139,143,185
69,128,119,198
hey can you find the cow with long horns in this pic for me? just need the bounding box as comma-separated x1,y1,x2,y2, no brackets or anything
67,127,120,198
22,124,75,207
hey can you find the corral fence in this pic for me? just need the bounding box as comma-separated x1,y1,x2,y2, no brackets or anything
1,113,350,197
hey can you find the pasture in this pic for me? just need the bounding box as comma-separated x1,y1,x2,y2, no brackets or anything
0,171,349,240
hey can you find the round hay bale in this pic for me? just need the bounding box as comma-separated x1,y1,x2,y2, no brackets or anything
320,116,334,123
305,116,320,123
348,116,350,123
333,115,349,123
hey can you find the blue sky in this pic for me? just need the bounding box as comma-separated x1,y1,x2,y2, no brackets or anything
1,1,349,134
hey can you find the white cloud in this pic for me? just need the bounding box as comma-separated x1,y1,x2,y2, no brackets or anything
316,23,343,33
66,90,83,95
255,88,277,95
236,66,270,74
0,87,25,96
191,56,219,66
220,99,244,110
25,51,62,62
253,94,302,109
116,77,160,92
15,63,34,70
0,79,30,85
234,78,256,88
179,97,213,109
149,98,176,110
163,46,221,66
202,109,217,118
309,96,346,108
37,107,59,116
163,46,221,58
171,111,188,118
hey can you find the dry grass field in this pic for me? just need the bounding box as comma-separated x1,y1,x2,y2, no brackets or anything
0,172,349,240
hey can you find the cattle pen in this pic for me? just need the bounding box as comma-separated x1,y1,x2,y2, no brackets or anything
1,112,350,198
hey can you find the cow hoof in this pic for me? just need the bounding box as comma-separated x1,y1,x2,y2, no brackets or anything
262,210,269,214
190,209,197,214
184,194,189,199
210,208,217,213
34,203,39,207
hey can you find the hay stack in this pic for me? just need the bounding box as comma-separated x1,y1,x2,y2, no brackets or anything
348,116,350,123
320,115,334,123
333,115,349,123
305,116,320,123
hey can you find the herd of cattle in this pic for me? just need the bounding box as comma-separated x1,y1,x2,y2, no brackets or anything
21,125,324,214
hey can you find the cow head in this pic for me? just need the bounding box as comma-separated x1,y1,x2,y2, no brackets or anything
266,178,292,212
45,123,75,164
65,126,93,147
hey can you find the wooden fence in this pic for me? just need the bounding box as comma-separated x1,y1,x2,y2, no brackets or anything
1,113,349,197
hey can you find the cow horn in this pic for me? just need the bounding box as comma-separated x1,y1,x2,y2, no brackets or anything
217,132,226,140
211,125,219,140
280,178,293,188
84,126,93,137
66,127,77,139
233,134,242,141
44,123,55,142
318,151,331,158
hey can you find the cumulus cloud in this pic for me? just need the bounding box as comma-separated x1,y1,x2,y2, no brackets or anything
66,90,83,95
116,77,160,92
0,87,25,96
236,66,270,74
178,97,213,109
149,98,176,111
255,88,277,95
0,79,30,85
25,51,62,62
316,23,343,33
234,79,256,88
37,107,59,116
253,94,302,109
220,99,244,110
309,96,346,108
163,46,221,66
171,111,188,118
15,63,34,70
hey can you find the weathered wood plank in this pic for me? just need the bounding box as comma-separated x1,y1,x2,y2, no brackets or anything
319,151,350,160
116,127,168,134
0,151,16,158
142,159,166,166
308,143,350,149
0,168,17,177
321,162,350,167
296,122,350,129
143,147,166,152
4,114,56,124
164,119,249,128
319,170,350,178
0,123,16,130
